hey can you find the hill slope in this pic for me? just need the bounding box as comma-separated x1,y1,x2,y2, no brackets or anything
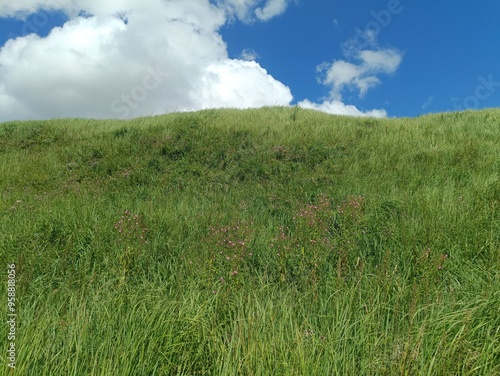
1,107,499,375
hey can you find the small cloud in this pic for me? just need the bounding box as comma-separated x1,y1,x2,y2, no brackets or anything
239,48,259,61
298,98,387,118
332,18,340,30
255,0,289,21
421,95,434,110
342,24,379,57
298,28,402,118
358,49,402,73
319,48,403,99
217,0,291,23
216,0,259,23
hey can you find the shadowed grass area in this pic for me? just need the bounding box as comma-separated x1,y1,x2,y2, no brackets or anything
1,107,499,375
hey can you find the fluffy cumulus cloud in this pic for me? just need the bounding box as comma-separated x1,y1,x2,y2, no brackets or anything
0,0,292,121
321,48,402,99
199,60,291,108
298,48,403,118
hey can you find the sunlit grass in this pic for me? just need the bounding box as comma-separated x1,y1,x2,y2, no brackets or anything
0,107,499,375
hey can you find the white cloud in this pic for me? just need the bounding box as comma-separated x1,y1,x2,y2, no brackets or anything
0,0,294,121
359,49,401,74
320,48,403,99
298,47,402,118
320,61,362,99
255,0,289,21
215,0,291,23
298,99,387,118
421,95,434,110
199,60,292,109
239,48,259,61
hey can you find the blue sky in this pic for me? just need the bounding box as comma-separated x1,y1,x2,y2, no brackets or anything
0,0,499,121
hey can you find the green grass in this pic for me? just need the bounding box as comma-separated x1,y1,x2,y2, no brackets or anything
0,106,499,375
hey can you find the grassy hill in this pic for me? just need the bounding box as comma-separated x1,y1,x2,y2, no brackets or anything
0,107,499,375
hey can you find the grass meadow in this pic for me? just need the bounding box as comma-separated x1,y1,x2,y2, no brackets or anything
0,107,499,375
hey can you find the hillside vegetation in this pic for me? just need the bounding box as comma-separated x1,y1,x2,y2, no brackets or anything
0,107,499,375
